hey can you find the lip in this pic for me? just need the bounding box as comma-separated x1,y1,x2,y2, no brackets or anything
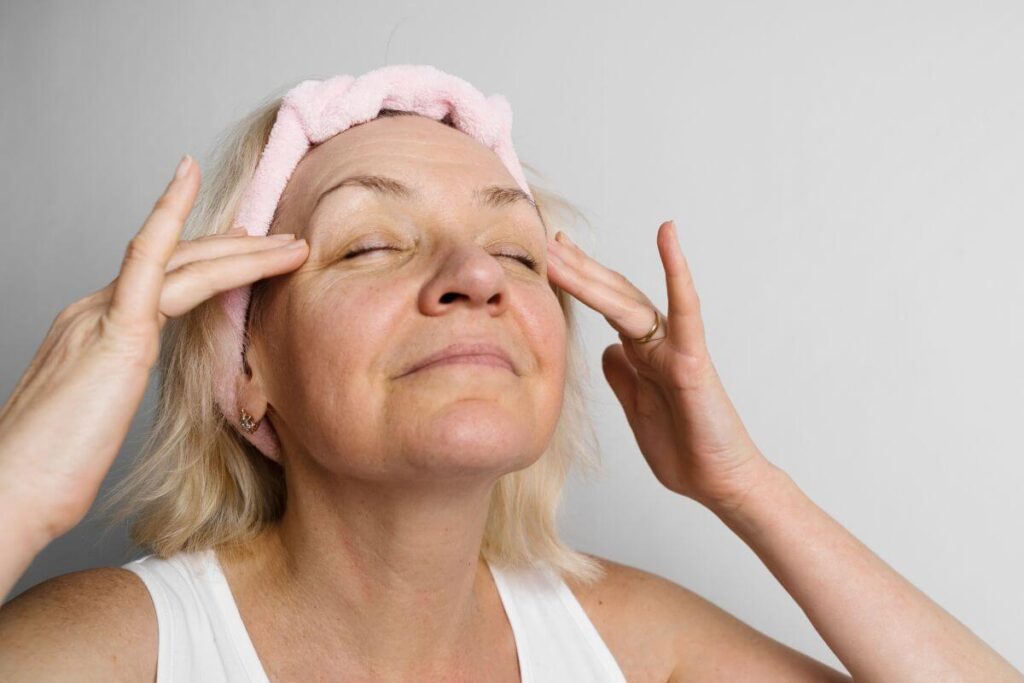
399,342,516,378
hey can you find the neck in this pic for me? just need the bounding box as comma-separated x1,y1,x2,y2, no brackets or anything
222,469,501,673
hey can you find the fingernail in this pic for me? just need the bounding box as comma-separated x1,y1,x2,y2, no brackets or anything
174,154,192,180
269,233,296,240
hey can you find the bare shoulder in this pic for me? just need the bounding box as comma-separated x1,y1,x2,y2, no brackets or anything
0,566,156,682
564,552,852,683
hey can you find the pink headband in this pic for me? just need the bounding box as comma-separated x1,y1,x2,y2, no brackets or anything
211,64,534,461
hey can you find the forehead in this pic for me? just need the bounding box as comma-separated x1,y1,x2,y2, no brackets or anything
292,114,519,207
274,114,544,240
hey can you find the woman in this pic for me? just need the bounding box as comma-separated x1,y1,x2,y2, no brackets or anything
0,65,1020,681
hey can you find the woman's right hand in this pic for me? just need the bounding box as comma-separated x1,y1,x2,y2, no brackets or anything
0,155,309,557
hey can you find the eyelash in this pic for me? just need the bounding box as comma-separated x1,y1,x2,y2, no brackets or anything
343,245,539,271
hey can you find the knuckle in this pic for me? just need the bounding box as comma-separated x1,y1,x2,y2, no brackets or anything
174,261,218,294
97,312,159,369
43,309,101,365
151,192,178,213
667,354,715,392
176,260,210,284
123,235,156,264
54,301,81,324
149,201,183,226
54,293,102,327
63,313,100,349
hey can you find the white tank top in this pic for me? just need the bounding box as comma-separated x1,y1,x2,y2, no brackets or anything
122,549,627,682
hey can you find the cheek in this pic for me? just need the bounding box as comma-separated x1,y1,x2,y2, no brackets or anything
281,281,403,404
514,294,568,455
274,286,378,413
272,283,406,462
519,290,568,396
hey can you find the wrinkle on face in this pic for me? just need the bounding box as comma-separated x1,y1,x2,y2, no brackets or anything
244,113,567,483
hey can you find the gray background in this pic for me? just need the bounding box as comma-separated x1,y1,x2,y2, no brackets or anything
2,0,1022,673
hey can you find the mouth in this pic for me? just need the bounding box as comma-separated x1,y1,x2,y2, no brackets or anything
397,342,517,378
410,353,515,374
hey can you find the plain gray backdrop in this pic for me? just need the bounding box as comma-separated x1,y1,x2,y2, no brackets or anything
2,0,1022,673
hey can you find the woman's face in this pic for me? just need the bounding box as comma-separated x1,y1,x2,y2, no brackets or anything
245,114,567,483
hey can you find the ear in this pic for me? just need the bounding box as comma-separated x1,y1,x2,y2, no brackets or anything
236,343,270,427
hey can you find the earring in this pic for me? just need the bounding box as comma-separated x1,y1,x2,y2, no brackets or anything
239,408,261,434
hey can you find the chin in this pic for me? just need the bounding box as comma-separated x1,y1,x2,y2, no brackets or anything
408,408,542,473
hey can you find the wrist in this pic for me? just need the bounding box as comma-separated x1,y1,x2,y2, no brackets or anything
0,474,56,557
705,455,795,525
0,485,54,602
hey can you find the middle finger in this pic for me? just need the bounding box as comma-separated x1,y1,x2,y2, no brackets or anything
166,232,299,272
547,233,660,339
548,232,630,291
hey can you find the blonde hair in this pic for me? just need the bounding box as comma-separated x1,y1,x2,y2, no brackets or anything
99,84,608,585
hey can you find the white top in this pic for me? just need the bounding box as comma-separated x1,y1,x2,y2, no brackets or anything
122,548,627,682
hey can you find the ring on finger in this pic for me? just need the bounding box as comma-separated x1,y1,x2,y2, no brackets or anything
631,309,664,344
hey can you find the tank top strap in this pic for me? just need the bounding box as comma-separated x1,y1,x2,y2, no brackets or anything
124,549,625,682
486,560,627,682
122,549,270,683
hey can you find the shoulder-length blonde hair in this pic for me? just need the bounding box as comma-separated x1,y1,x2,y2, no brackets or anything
100,83,608,585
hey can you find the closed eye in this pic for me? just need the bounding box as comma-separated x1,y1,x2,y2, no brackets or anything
342,245,400,259
504,253,538,270
343,245,539,271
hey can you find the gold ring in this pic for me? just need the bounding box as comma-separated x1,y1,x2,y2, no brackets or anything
632,309,661,344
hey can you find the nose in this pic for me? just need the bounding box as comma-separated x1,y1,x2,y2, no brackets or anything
417,243,511,317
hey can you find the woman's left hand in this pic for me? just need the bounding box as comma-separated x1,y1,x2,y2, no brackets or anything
545,220,776,514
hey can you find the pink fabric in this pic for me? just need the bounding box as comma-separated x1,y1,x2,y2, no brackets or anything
212,64,534,461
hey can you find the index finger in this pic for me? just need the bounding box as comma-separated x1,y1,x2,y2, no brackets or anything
657,219,707,354
106,155,199,329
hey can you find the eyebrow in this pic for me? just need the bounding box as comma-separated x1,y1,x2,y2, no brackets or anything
310,173,540,219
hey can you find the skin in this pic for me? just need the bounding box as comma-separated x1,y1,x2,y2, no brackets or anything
223,114,567,679
0,114,1020,681
536,182,1024,680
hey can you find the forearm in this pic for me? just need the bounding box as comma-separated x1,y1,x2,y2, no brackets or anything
712,456,1023,682
0,484,51,604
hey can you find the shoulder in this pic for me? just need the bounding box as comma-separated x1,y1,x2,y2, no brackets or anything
564,552,852,683
0,566,156,682
560,553,680,682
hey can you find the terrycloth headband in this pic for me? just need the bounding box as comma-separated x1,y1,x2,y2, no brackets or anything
211,64,534,461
